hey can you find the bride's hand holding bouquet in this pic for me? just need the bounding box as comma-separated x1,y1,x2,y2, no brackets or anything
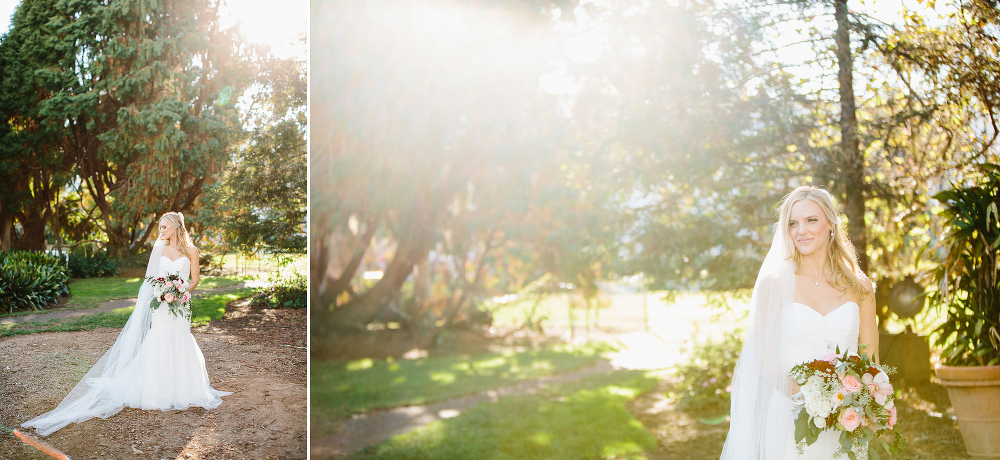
145,273,192,319
789,346,907,460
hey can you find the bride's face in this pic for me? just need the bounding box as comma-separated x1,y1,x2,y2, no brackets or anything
159,220,175,241
788,199,833,257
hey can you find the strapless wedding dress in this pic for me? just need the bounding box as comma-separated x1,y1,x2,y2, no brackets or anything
23,249,231,436
766,301,863,459
119,255,231,410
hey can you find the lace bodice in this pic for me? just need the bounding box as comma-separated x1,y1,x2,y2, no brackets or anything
157,256,190,282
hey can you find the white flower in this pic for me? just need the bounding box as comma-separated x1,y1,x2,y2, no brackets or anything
813,415,827,429
803,383,834,418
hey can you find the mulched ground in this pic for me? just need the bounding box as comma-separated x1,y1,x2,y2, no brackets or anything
0,297,306,460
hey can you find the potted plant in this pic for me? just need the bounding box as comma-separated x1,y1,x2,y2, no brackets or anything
929,164,1000,458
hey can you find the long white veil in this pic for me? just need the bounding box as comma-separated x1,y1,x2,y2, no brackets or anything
22,240,165,436
720,223,797,459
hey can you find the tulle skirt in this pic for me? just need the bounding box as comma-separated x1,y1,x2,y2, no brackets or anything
121,307,231,411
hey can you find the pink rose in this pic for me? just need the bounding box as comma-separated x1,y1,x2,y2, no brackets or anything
165,281,174,289
840,407,861,432
887,406,897,429
182,292,191,303
821,353,843,364
164,293,175,302
841,374,863,393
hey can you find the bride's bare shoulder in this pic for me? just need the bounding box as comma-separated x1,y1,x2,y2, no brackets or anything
855,272,875,304
856,272,874,291
187,244,200,258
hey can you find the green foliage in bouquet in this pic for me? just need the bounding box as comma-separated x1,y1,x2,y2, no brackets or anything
674,329,742,416
927,164,1000,366
0,251,71,313
790,346,907,460
251,274,306,309
66,251,118,278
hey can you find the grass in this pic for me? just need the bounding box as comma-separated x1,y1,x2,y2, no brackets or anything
63,277,145,309
348,369,659,460
0,275,248,319
0,288,254,337
62,275,246,310
311,343,614,436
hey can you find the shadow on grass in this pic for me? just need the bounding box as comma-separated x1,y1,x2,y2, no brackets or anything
348,370,658,460
311,343,616,424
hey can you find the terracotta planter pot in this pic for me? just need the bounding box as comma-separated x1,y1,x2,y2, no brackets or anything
935,365,1000,457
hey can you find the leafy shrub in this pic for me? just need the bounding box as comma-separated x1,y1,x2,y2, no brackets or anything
674,329,743,416
251,274,306,309
66,251,118,278
929,164,1000,366
0,251,71,313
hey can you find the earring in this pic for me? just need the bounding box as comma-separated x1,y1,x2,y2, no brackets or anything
829,229,834,239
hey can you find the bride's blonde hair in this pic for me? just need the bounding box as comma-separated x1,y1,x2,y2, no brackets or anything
777,186,872,301
160,212,195,258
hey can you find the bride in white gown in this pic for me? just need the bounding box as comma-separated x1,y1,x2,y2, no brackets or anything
23,212,231,436
720,186,880,460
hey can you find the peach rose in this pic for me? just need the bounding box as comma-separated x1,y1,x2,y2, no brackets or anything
840,407,861,432
841,374,863,393
164,293,175,303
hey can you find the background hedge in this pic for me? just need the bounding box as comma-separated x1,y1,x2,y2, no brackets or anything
65,251,118,278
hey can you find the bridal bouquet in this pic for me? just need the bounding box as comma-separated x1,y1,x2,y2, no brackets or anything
789,347,907,460
145,274,192,319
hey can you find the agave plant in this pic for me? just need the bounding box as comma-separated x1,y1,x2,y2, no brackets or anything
0,251,71,313
929,164,1000,366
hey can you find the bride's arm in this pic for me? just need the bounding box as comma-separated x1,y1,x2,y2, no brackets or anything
188,246,200,291
858,274,879,363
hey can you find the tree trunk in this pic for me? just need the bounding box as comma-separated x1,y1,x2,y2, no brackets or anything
328,189,442,330
0,213,12,251
328,215,378,304
329,235,424,330
834,0,869,273
310,231,332,330
106,225,132,260
15,211,48,251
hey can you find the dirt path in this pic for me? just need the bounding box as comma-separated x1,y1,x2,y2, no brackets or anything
0,283,247,326
0,296,306,460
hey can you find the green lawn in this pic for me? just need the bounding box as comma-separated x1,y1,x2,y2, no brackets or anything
62,275,246,310
0,288,254,337
311,343,614,436
348,369,659,460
